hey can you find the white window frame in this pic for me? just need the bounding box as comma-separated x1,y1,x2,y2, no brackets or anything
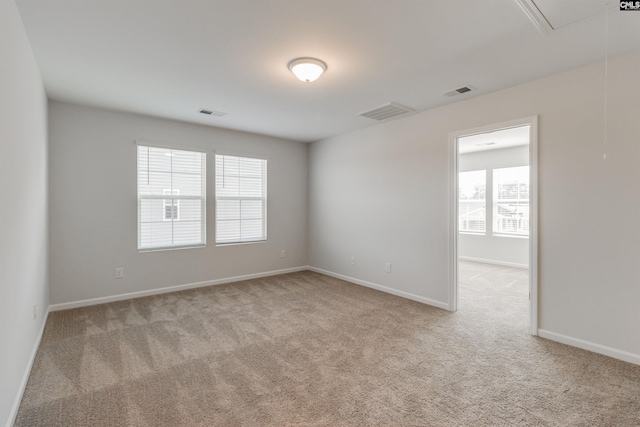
492,166,530,237
458,169,487,235
137,142,206,251
215,153,267,245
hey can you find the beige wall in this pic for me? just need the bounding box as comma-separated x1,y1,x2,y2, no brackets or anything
0,0,49,425
48,101,308,305
309,50,640,361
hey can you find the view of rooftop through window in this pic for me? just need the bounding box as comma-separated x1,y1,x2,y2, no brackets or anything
494,166,529,236
459,170,486,233
459,166,529,237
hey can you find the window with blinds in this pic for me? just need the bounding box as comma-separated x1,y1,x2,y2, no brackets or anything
459,170,486,233
493,166,529,236
215,154,267,245
137,145,206,251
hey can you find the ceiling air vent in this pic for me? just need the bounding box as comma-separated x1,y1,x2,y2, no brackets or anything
442,86,474,97
199,109,228,117
358,102,415,121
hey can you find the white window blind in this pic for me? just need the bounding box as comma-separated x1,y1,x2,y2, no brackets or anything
137,145,206,250
493,166,529,236
215,154,267,244
459,170,486,233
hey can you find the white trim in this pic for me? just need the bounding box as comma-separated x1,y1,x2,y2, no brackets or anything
49,266,308,311
448,133,459,312
137,244,206,253
528,116,539,335
308,267,450,311
7,309,50,427
50,265,450,312
449,116,539,334
214,149,269,161
134,139,208,154
538,329,640,366
491,233,529,240
458,256,528,269
513,0,553,35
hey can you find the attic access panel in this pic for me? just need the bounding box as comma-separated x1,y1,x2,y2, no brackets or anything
534,0,612,29
517,0,613,33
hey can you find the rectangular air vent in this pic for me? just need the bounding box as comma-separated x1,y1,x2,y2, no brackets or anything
358,102,415,121
199,109,228,117
443,86,474,97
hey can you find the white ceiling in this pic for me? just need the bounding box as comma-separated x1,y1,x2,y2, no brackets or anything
15,0,640,143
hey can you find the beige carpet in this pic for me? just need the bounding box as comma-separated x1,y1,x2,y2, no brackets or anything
15,266,640,426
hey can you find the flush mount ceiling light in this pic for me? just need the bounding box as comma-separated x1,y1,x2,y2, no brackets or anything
287,57,327,83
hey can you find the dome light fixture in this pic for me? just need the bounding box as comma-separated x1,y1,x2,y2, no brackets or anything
287,57,327,83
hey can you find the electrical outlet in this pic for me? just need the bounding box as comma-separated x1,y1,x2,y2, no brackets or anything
280,250,286,258
351,256,356,265
33,304,37,320
115,267,124,279
385,263,392,273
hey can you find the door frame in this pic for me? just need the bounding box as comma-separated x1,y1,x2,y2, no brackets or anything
448,116,539,335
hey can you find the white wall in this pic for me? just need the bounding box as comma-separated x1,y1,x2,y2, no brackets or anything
0,0,49,425
459,145,529,267
309,50,640,360
49,101,308,305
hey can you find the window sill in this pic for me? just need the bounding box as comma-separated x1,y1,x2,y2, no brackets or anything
216,240,267,247
138,244,206,253
492,233,529,239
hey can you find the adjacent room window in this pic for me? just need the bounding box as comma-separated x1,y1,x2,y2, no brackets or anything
459,170,486,233
493,166,529,236
163,189,180,221
215,154,267,244
137,145,206,250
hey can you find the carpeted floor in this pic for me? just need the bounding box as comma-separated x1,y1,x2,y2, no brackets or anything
15,264,640,426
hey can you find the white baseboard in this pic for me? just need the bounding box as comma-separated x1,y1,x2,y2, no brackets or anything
49,266,309,312
538,329,640,366
308,266,450,311
7,308,50,427
459,256,528,269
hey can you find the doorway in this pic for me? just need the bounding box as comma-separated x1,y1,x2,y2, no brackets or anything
449,117,538,335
